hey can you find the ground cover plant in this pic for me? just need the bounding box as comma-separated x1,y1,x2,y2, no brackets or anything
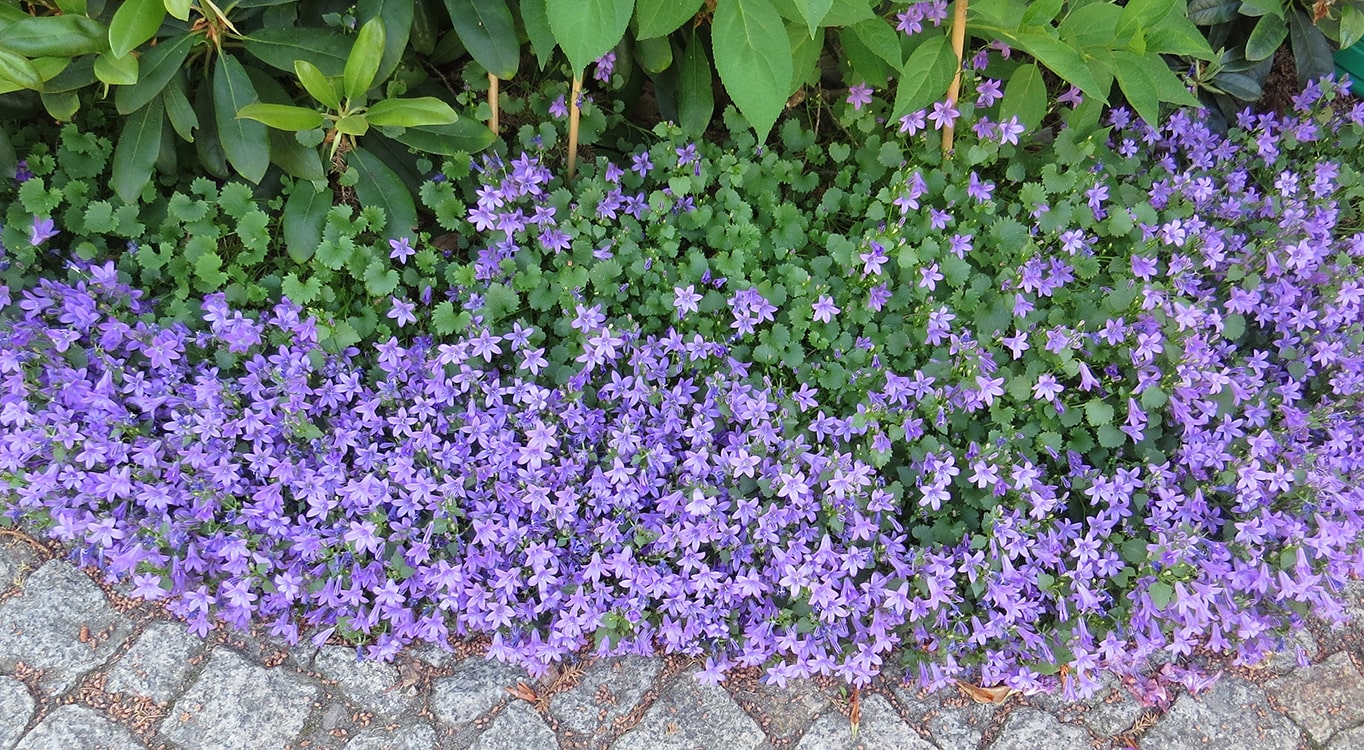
4,50,1364,703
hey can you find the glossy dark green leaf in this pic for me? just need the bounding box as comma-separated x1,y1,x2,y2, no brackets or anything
244,28,352,76
109,0,165,57
112,96,164,203
388,119,496,155
1245,12,1287,62
443,0,520,78
547,0,634,75
0,48,41,91
0,15,107,57
636,33,673,73
635,0,704,38
365,96,458,127
237,102,327,130
94,52,139,86
712,0,791,141
116,32,194,115
40,90,79,120
677,32,713,137
351,147,417,242
283,180,331,263
213,55,269,183
358,0,413,86
344,17,386,100
162,75,198,142
1288,8,1333,88
268,128,326,183
1185,0,1240,25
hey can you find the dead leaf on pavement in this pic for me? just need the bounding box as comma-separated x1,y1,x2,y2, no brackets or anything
955,680,1014,704
506,682,539,703
849,687,861,738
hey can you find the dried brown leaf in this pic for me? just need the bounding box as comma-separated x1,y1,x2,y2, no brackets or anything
506,681,539,703
955,680,1013,704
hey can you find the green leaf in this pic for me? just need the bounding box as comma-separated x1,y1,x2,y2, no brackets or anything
1144,12,1216,59
268,128,326,183
237,102,326,131
793,0,833,37
162,74,197,141
283,181,330,263
1111,51,1160,125
281,272,322,304
112,97,164,203
1288,9,1333,87
892,34,957,119
432,300,470,334
1116,0,1176,39
164,0,191,21
365,96,458,127
1245,13,1287,62
712,0,792,141
94,52,139,86
1011,29,1107,101
1239,0,1284,18
388,120,496,155
519,0,558,68
1147,581,1173,609
213,55,270,184
847,18,901,68
1343,5,1364,49
295,60,340,110
351,147,416,241
547,0,635,76
1144,54,1201,108
363,260,400,296
115,32,193,114
41,90,79,120
635,0,705,38
357,0,413,87
334,114,370,136
1021,0,1064,25
0,48,42,91
243,29,352,76
444,0,521,78
109,0,165,58
1084,399,1115,427
194,250,229,290
1097,424,1126,448
0,15,107,57
1186,0,1240,25
1140,386,1168,411
344,17,386,100
1000,62,1046,131
678,33,714,137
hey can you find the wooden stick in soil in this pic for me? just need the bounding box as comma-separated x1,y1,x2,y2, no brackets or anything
942,0,969,156
567,76,583,181
488,73,500,134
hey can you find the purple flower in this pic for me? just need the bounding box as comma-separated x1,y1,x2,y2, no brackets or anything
388,237,415,264
388,297,417,328
549,94,568,119
928,100,960,130
812,295,840,323
28,216,58,246
997,116,1025,145
673,285,702,319
847,83,874,110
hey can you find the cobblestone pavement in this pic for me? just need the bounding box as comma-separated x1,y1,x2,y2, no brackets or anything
5,530,1364,750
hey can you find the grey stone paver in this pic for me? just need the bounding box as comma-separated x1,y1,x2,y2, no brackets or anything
0,675,35,749
160,648,319,750
794,694,935,750
1265,651,1364,745
430,658,527,728
611,669,764,750
1140,677,1301,750
547,656,659,737
1327,722,1364,750
471,701,559,750
0,560,134,694
104,620,204,704
0,539,40,597
343,723,438,750
13,704,144,750
310,645,419,719
984,707,1091,750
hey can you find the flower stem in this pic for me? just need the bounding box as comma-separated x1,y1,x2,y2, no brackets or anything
489,73,500,135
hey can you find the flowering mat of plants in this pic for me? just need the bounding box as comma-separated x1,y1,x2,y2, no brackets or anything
4,79,1364,714
2,530,1364,749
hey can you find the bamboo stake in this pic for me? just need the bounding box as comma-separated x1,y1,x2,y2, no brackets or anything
567,76,583,180
488,73,500,134
942,0,969,155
